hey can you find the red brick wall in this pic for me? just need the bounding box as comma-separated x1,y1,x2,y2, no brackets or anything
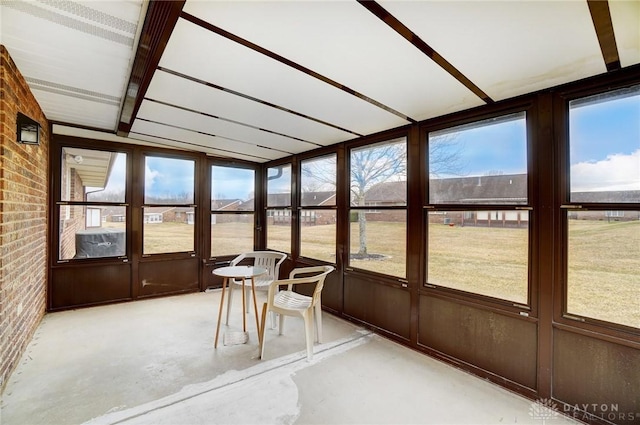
59,168,86,260
0,45,49,391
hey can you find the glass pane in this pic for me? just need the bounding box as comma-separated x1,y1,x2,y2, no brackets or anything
267,164,291,207
143,206,195,254
267,208,291,253
567,211,640,328
349,210,406,278
61,148,126,203
300,210,336,262
350,138,406,206
211,166,255,211
59,205,126,260
301,155,336,206
427,210,529,304
569,85,640,203
211,214,254,257
144,156,194,205
429,112,527,204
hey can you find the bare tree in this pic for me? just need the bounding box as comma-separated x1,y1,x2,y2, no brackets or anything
350,141,406,254
428,134,467,178
301,137,463,256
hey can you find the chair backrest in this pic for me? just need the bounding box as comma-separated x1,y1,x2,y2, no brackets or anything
288,265,335,307
231,251,287,282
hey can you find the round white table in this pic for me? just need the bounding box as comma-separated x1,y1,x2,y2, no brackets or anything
212,265,267,348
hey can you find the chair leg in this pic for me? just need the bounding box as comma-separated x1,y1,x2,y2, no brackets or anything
278,313,285,335
304,310,314,361
259,303,268,359
314,303,323,343
269,311,277,330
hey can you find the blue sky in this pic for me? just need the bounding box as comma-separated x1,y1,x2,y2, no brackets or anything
430,113,527,178
211,166,255,200
145,156,195,201
430,89,639,192
267,164,292,195
569,92,640,192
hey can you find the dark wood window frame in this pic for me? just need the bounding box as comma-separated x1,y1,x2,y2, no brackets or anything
555,78,640,339
420,101,538,317
345,134,410,284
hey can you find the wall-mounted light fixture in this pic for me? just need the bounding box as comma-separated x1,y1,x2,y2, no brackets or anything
17,112,40,145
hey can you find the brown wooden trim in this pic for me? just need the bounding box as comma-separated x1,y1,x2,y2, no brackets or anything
144,98,322,147
407,124,423,346
50,120,119,135
180,11,416,124
157,66,363,137
129,131,271,161
117,1,185,136
553,321,640,349
535,91,555,399
415,342,540,398
587,0,621,72
358,0,493,104
135,117,296,155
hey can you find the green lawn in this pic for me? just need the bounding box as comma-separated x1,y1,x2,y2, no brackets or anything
105,218,639,328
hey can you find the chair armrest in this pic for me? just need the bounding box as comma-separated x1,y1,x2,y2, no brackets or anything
288,266,332,279
265,276,322,304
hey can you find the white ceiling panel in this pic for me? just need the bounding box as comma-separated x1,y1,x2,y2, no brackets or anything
53,124,158,149
32,90,119,129
610,0,640,67
136,100,319,155
130,119,285,162
183,0,484,122
129,131,271,163
4,1,640,163
143,69,355,146
158,18,408,136
381,1,607,101
1,0,144,130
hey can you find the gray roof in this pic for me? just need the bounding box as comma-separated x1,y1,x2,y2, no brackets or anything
429,174,527,204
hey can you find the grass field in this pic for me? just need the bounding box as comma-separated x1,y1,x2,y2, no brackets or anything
104,218,639,328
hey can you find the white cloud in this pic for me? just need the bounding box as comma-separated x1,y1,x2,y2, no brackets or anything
145,165,160,189
571,149,640,192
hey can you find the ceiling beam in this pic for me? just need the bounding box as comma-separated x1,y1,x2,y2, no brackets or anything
144,98,322,147
135,117,296,155
128,131,270,161
180,11,416,124
587,0,621,72
357,0,493,104
157,67,364,137
117,0,185,136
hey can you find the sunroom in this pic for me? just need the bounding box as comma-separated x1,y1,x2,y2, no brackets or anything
1,1,639,424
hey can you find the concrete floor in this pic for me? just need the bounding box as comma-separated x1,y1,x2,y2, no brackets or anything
0,290,580,425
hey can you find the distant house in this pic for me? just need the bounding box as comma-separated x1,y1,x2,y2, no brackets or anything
428,174,529,227
143,207,170,224
211,198,253,224
362,182,406,206
212,199,243,211
364,175,639,227
569,190,640,222
266,191,336,225
301,191,336,226
360,181,406,222
143,206,194,224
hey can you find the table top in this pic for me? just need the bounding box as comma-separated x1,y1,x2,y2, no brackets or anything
213,265,267,279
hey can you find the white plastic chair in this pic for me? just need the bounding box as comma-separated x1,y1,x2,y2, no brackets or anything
259,265,335,361
225,251,287,326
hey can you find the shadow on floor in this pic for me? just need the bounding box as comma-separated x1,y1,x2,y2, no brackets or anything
0,291,580,425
